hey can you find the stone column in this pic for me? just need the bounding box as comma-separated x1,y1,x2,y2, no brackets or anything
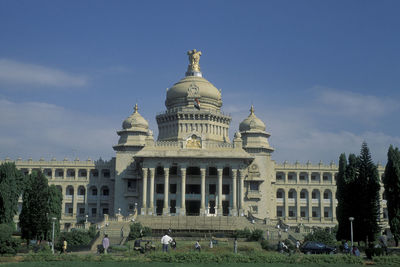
86,168,90,180
180,168,186,215
141,168,148,215
296,171,300,183
332,188,337,220
308,172,311,184
61,185,66,215
96,186,101,218
320,189,324,222
231,169,237,216
284,189,288,219
320,172,323,184
149,168,155,215
217,168,223,215
200,168,206,215
73,185,78,216
163,168,169,215
239,169,245,216
51,168,55,180
63,168,66,179
75,168,78,180
308,189,313,222
331,172,336,185
296,188,301,221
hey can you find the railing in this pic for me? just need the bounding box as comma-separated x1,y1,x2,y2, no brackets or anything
157,107,231,117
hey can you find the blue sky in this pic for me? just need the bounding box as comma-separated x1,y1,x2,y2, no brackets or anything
0,0,399,164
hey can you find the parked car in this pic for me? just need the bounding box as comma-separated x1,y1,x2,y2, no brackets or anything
300,241,337,254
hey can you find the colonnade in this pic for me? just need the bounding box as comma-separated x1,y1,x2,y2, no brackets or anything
141,166,246,216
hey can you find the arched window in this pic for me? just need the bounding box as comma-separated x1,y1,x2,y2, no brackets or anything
276,189,284,199
66,186,74,196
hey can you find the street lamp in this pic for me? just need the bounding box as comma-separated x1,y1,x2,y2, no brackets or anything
85,214,88,223
51,217,57,254
349,217,354,247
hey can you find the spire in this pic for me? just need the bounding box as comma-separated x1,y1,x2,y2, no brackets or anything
250,105,254,115
186,49,203,77
134,103,138,113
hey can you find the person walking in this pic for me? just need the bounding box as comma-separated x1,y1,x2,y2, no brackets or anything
195,240,201,252
295,240,301,253
62,238,67,254
161,232,173,252
102,234,110,254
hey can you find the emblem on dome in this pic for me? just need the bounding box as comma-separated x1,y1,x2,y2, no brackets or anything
187,49,202,72
186,134,202,149
187,82,200,97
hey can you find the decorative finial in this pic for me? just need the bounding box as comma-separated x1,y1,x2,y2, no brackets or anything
250,105,254,115
186,49,202,77
134,103,138,113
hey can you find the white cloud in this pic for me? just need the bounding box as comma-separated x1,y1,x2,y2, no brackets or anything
0,99,117,160
0,59,87,88
312,87,400,120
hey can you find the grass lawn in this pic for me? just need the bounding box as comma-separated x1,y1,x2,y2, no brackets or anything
0,263,394,267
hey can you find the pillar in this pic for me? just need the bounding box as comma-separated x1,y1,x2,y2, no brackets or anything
239,169,245,216
149,168,155,215
141,168,148,215
51,168,55,180
73,185,78,216
163,168,169,215
320,172,323,184
75,168,78,180
86,168,90,180
231,169,237,216
296,188,301,221
284,189,288,219
320,189,324,221
200,168,206,215
217,168,223,215
296,171,299,183
180,168,186,215
63,168,66,179
308,189,312,222
308,172,311,184
332,188,337,220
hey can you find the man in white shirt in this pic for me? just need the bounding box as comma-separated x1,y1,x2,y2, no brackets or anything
161,233,173,252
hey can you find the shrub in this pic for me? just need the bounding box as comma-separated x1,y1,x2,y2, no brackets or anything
304,228,336,246
0,224,19,255
55,229,93,251
248,229,263,241
260,240,276,251
234,228,251,239
128,222,151,240
373,255,400,265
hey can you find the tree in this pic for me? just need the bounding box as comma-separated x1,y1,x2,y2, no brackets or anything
355,142,381,242
0,223,19,255
383,145,400,246
19,170,51,242
0,163,25,225
305,228,336,246
47,185,63,239
336,153,358,241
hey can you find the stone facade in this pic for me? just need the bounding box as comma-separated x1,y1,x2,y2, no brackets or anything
2,50,388,229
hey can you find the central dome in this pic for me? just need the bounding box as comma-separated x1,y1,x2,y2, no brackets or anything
165,76,222,110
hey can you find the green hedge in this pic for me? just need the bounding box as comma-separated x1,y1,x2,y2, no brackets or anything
373,255,400,265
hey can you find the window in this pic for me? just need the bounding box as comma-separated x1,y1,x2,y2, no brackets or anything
324,211,329,217
68,207,73,214
222,184,230,194
311,175,316,181
156,166,164,176
92,188,97,196
186,184,200,194
169,166,177,175
324,192,329,199
250,182,259,191
209,184,216,195
103,170,110,178
288,175,294,180
102,188,109,196
223,167,230,176
289,210,294,217
92,170,99,177
128,204,134,211
91,208,97,216
170,184,177,194
300,175,305,180
102,208,109,215
156,184,164,194
79,208,85,215
187,167,200,175
300,191,306,199
323,175,328,181
277,208,283,217
276,191,283,198
128,180,137,192
301,211,306,217
288,191,295,199
67,187,74,195
276,174,283,180
312,191,317,199
208,167,217,176
312,211,317,217
78,188,85,195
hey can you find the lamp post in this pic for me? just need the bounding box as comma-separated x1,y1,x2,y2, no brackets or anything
85,214,88,223
349,217,354,247
51,217,56,254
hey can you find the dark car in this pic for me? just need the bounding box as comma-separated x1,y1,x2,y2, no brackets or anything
300,241,337,254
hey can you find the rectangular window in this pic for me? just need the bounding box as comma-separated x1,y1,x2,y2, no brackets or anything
103,208,109,215
289,210,294,217
312,192,317,199
277,208,283,217
169,166,178,175
324,211,329,217
323,176,328,181
127,180,137,192
103,189,109,196
301,211,306,217
156,184,164,194
311,175,316,180
68,207,73,214
250,182,259,191
312,211,317,217
300,191,306,199
324,192,329,199
170,184,177,194
79,208,85,215
288,191,294,198
222,184,230,194
300,175,305,180
209,184,216,195
288,175,293,180
276,175,282,180
91,208,97,216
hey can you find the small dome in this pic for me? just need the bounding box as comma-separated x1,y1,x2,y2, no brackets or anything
122,104,149,130
239,105,266,132
165,75,222,110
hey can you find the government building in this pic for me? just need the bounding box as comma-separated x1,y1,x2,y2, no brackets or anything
2,50,388,230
